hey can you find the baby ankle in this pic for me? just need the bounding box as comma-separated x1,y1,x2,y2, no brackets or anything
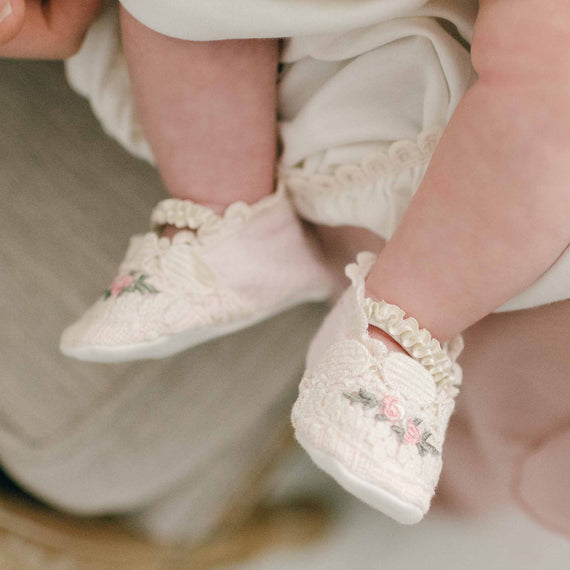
368,325,406,355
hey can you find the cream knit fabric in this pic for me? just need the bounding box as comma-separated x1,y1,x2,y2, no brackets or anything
292,253,462,520
61,189,332,361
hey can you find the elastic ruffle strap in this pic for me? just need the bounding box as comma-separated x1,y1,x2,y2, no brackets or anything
346,252,461,388
365,299,459,388
150,186,286,242
151,199,224,235
282,127,443,235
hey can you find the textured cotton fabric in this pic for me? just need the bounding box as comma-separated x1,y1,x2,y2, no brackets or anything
119,0,476,42
66,0,570,312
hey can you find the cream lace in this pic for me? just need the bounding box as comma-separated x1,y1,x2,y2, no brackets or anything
346,252,461,388
150,186,285,243
283,126,442,197
364,299,458,387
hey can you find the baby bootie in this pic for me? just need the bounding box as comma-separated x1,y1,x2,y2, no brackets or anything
61,188,333,363
292,252,463,524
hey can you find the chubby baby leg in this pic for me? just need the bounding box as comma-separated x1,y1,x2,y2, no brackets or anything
60,11,333,363
120,7,279,213
366,0,570,343
292,0,570,524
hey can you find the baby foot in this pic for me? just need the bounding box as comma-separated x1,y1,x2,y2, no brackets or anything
292,252,463,523
368,324,407,355
60,188,334,363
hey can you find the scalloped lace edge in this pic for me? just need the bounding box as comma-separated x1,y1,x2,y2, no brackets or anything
346,252,461,388
150,184,287,243
281,126,442,199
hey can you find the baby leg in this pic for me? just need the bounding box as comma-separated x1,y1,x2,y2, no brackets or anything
291,0,570,524
366,0,570,344
120,7,279,213
61,10,333,363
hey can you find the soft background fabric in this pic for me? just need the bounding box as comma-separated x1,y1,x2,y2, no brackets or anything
0,58,328,543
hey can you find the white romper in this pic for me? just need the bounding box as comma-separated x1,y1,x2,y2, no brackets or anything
66,0,570,312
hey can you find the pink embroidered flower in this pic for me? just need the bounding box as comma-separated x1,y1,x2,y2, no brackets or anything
110,274,134,296
381,395,404,422
346,386,440,456
403,421,421,445
103,272,158,300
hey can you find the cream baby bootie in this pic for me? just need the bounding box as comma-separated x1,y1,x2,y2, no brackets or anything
61,188,333,363
292,252,463,524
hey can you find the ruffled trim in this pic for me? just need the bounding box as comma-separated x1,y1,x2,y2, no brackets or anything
150,186,287,244
281,127,443,234
365,300,458,387
345,252,461,389
284,127,442,196
121,231,216,284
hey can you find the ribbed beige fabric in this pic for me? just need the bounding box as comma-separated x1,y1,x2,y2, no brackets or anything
0,58,327,543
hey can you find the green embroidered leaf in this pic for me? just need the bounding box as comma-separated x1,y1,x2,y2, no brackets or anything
391,425,405,441
344,389,378,409
344,391,359,404
358,389,378,408
421,431,432,442
424,442,440,456
135,276,157,294
375,413,388,422
413,418,423,426
417,443,427,457
144,282,159,294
